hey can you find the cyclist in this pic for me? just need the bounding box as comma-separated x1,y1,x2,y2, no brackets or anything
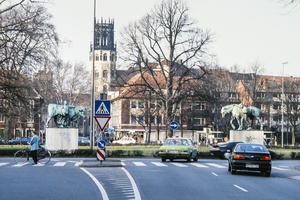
30,131,40,165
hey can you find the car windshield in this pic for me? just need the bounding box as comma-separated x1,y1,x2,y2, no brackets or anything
235,144,268,153
163,138,191,146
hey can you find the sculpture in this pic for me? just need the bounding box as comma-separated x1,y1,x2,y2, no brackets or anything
45,103,86,128
242,106,263,130
221,104,244,130
221,104,263,130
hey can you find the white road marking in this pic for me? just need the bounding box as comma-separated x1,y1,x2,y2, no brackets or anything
234,184,248,192
53,162,67,166
190,163,209,168
171,163,188,167
151,162,167,167
81,168,109,200
272,166,288,171
211,172,218,176
133,162,146,166
122,167,142,200
121,161,126,166
206,163,227,168
290,176,300,181
12,163,28,167
0,162,9,166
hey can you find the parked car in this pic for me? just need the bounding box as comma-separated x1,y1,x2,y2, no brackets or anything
158,138,199,162
78,137,90,146
112,137,136,145
8,137,30,145
228,143,272,177
0,138,5,144
210,141,243,159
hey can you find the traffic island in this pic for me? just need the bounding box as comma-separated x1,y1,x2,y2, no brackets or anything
78,158,123,168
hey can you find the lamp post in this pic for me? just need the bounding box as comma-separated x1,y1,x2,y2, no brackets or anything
90,0,96,150
281,62,288,147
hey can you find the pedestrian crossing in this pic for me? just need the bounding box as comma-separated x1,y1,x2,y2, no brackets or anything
0,161,83,167
0,160,291,171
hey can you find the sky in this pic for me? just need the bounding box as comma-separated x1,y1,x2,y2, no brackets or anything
46,0,300,77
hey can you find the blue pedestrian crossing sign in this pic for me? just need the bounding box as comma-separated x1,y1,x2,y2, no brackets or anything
95,100,111,116
170,121,179,130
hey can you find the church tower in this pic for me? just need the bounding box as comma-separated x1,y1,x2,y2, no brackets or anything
90,18,117,98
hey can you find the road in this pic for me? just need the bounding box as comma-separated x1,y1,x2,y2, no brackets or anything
1,157,300,200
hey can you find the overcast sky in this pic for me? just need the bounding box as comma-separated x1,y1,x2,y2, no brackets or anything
46,0,300,77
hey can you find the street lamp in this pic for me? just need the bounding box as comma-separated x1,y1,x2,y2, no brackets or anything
281,62,288,148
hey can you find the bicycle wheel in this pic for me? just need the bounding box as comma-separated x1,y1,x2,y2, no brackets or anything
14,149,29,164
38,150,51,164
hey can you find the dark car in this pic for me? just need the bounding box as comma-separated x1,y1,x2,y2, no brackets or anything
8,137,30,145
228,143,272,177
210,141,243,159
0,138,5,144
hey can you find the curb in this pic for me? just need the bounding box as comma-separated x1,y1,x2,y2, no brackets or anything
78,158,123,168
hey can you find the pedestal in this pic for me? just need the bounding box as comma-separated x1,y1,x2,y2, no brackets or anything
45,128,78,151
230,130,264,145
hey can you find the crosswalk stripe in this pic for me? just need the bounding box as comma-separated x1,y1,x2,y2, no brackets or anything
0,162,9,166
206,163,227,168
12,163,28,167
53,162,67,166
133,162,146,166
151,162,167,167
272,166,288,171
171,163,188,167
74,162,83,166
190,163,209,168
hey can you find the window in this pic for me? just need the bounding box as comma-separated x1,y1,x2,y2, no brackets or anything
131,101,136,108
150,116,155,124
0,114,4,122
103,53,107,61
157,116,162,124
103,85,107,93
138,101,144,108
111,54,115,61
103,70,108,78
138,115,144,124
95,54,99,61
194,102,205,110
150,102,155,109
131,115,137,124
95,72,99,78
193,118,205,125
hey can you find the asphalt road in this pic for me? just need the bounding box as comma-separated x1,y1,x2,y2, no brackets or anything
1,157,300,200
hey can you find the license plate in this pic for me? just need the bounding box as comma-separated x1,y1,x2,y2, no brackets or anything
246,164,259,168
169,151,178,154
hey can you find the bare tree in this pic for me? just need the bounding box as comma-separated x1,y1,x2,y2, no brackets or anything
51,60,90,105
118,0,213,138
283,77,300,146
0,2,59,139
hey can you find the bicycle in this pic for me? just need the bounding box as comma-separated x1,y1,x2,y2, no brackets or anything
14,146,51,164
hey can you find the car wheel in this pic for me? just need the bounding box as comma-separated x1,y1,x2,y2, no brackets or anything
262,171,271,177
161,158,166,162
187,154,191,162
193,156,198,162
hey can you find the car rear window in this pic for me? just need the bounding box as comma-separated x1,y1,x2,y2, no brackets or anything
235,144,268,152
